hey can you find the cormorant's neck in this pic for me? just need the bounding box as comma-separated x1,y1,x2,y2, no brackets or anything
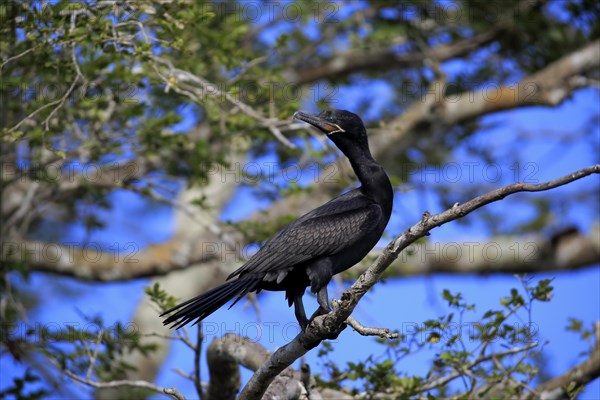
340,144,392,205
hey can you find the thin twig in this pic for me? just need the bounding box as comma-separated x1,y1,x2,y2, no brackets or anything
85,330,103,381
0,46,39,70
345,316,399,339
173,368,194,380
177,327,194,351
42,75,80,131
59,365,186,400
491,354,538,397
7,100,63,134
228,56,268,84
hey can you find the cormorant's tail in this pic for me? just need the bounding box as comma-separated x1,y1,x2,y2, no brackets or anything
161,278,259,329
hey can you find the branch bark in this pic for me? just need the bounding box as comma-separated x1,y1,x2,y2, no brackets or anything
238,165,600,399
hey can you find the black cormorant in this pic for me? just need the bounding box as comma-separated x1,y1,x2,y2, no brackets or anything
162,110,393,330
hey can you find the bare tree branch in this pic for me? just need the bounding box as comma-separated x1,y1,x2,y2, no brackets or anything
320,388,353,400
149,55,299,149
238,165,600,399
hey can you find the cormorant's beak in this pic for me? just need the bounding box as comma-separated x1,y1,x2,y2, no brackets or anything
293,111,345,135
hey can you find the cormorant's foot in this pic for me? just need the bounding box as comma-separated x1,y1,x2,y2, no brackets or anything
309,306,332,321
320,304,333,313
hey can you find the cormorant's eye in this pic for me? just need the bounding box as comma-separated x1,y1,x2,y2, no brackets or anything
326,116,335,123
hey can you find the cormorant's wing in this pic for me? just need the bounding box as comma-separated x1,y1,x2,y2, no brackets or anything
228,191,382,283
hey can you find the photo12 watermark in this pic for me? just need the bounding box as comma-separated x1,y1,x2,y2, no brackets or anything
399,161,540,184
1,241,140,264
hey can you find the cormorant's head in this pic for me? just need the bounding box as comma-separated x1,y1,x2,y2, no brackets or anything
293,109,368,149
